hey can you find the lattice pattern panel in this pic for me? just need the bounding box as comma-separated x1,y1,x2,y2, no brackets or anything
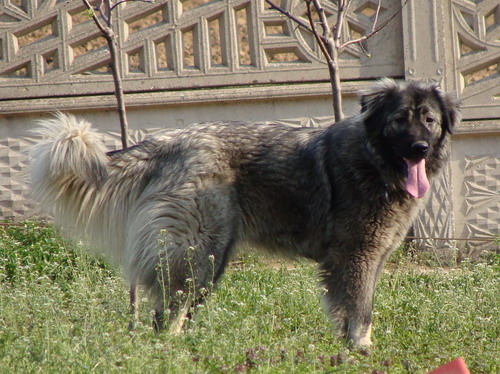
451,0,500,119
413,161,454,250
0,0,403,100
462,155,500,256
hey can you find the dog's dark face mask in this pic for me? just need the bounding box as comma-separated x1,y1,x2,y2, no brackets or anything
382,96,443,198
360,79,459,198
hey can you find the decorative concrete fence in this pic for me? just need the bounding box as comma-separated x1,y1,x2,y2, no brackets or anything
0,0,499,259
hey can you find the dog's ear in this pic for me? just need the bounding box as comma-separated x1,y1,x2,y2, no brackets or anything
360,78,401,134
432,85,461,134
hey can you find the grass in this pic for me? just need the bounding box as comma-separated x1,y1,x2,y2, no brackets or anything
0,222,498,373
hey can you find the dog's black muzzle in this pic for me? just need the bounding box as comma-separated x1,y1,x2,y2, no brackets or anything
410,141,430,159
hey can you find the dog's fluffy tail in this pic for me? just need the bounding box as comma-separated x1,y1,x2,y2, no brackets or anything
30,112,115,255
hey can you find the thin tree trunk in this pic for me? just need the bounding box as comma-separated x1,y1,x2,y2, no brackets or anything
82,0,130,149
106,33,130,149
311,0,344,121
326,43,343,122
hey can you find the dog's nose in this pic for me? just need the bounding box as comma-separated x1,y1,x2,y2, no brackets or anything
411,141,429,156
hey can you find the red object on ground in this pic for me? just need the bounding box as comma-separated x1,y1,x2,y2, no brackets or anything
428,357,470,374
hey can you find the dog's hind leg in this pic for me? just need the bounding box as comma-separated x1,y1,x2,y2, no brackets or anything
151,244,234,333
144,185,239,333
151,232,237,333
128,281,140,330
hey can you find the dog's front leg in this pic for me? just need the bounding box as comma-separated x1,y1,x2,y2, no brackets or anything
321,252,384,351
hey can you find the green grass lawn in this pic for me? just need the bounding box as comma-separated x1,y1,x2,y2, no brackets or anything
0,222,498,373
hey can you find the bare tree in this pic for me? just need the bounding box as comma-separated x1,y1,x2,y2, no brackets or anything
82,0,151,148
265,0,409,122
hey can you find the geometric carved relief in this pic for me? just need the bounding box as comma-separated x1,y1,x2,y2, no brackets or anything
262,116,334,128
451,0,500,119
0,128,175,220
413,160,455,250
462,155,500,256
101,128,175,150
0,137,37,220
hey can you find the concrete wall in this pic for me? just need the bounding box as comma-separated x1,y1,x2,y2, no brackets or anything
1,85,498,258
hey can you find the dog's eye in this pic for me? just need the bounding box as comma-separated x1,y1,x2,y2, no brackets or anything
425,116,436,125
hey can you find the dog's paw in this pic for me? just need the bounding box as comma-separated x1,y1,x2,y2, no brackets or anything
346,322,372,353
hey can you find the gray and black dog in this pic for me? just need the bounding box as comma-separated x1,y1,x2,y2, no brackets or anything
30,79,460,349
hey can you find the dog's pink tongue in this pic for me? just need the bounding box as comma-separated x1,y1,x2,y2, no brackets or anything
405,159,430,198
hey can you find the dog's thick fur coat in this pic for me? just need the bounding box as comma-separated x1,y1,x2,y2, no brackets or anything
30,79,460,348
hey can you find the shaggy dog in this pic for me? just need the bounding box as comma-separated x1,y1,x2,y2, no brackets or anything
30,79,460,349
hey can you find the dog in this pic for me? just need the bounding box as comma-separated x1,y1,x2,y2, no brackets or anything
29,79,460,349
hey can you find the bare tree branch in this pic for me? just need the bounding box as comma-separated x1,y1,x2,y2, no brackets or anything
371,0,382,34
82,0,107,34
312,0,333,43
331,0,345,49
339,0,410,50
82,0,131,149
267,0,411,122
306,0,344,121
105,0,113,27
93,1,111,29
305,0,332,65
264,0,313,33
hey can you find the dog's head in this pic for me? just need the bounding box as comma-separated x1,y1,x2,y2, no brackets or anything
360,78,461,198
